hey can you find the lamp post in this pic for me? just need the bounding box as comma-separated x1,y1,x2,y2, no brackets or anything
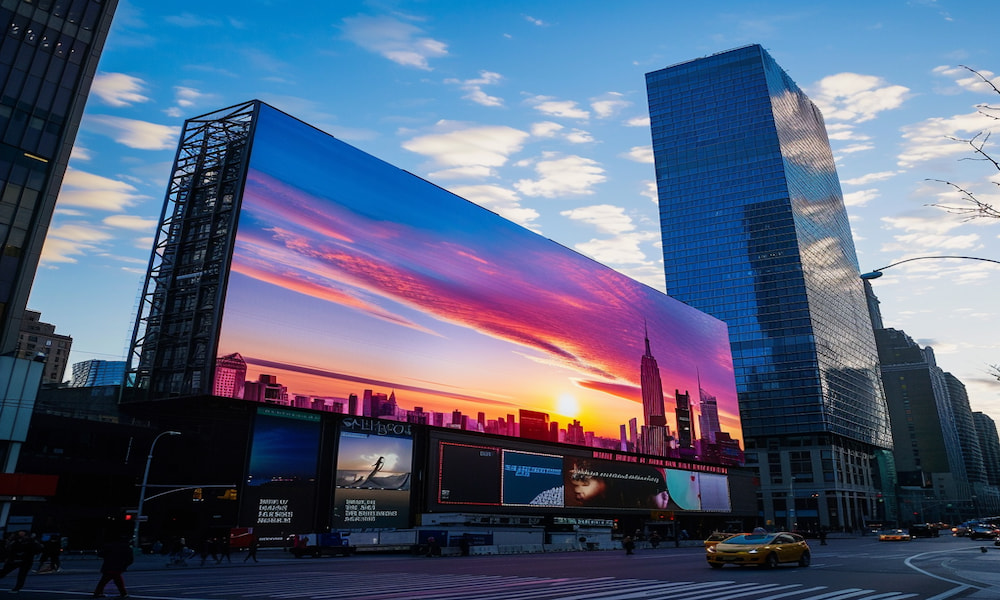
788,476,796,531
861,255,1000,280
133,430,181,550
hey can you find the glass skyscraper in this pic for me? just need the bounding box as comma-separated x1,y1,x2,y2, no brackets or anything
646,45,892,531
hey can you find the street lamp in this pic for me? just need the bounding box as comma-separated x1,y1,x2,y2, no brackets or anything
133,430,181,550
861,255,1000,280
788,476,796,531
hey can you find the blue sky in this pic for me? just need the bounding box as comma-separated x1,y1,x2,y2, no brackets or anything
31,1,1000,422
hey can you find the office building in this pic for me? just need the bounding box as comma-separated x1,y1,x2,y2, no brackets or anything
973,412,1000,488
647,45,892,530
16,309,70,383
0,1,118,354
70,358,124,387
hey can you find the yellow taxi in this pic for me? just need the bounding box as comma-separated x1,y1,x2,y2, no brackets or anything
703,531,739,550
706,531,810,569
878,529,911,542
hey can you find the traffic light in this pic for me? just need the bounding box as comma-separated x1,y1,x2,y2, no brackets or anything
217,488,238,501
124,513,133,522
192,487,203,501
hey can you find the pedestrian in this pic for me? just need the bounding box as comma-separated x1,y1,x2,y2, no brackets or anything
243,535,259,563
0,530,43,592
425,536,441,557
819,528,828,545
36,535,62,573
623,535,635,555
199,537,218,566
218,535,231,563
92,535,133,598
458,535,471,556
649,531,662,548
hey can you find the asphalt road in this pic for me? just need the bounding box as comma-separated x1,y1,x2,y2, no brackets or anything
6,534,999,600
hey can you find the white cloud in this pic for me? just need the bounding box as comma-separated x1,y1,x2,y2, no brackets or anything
527,95,590,120
103,214,159,231
591,92,630,119
515,154,606,198
623,145,653,164
561,204,635,235
843,189,879,207
402,121,529,176
897,111,999,168
531,121,563,138
39,224,114,264
524,15,548,26
625,116,650,127
85,115,180,150
565,129,594,144
842,171,898,186
574,231,657,266
826,123,871,141
341,15,447,70
881,214,964,235
933,65,1000,93
92,73,149,107
57,168,148,211
810,72,909,123
641,180,658,203
883,233,980,251
448,184,539,229
836,143,875,155
446,71,504,107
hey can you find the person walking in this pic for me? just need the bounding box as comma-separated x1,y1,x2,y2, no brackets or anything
36,535,62,573
92,536,133,598
622,535,635,555
243,536,259,563
0,530,42,592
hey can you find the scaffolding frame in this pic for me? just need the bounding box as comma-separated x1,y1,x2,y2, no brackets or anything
124,100,259,400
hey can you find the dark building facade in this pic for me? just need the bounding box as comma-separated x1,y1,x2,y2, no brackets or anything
973,412,1000,488
0,0,118,353
646,45,893,530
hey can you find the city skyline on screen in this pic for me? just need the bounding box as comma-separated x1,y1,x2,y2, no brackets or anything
215,104,742,457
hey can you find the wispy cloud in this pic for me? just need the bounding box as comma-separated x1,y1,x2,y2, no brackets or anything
165,86,211,118
92,72,150,107
449,184,539,230
843,189,880,207
933,65,1000,93
526,95,590,120
897,111,998,168
524,15,548,26
445,71,504,107
561,204,635,235
810,73,909,123
574,231,658,267
625,116,650,127
515,153,605,198
842,171,898,185
40,223,113,264
591,92,630,119
341,14,447,70
84,115,180,150
57,168,149,211
623,146,653,164
103,214,159,231
164,12,223,27
402,121,529,179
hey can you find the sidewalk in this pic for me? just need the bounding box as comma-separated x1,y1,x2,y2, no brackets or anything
54,549,299,573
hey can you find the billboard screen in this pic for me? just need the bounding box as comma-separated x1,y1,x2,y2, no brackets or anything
215,102,742,466
331,417,413,529
241,407,321,544
432,435,730,514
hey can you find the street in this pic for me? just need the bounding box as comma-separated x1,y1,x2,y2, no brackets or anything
8,535,999,600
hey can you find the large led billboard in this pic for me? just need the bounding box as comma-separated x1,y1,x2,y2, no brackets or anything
214,102,742,466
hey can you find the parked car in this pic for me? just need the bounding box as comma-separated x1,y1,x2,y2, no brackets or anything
908,524,939,538
706,531,810,569
878,529,911,542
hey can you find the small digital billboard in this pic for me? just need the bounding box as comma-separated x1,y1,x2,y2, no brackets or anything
331,417,413,529
241,407,321,544
214,102,742,467
437,442,501,505
502,450,564,507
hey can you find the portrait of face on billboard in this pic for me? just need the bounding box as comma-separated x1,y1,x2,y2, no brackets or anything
331,426,413,529
563,458,675,510
213,103,743,469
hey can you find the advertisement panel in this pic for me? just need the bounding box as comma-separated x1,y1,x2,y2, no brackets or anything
332,417,413,529
433,435,730,514
215,103,742,467
241,407,321,544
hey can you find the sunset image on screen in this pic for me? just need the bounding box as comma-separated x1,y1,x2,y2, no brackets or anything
214,104,743,466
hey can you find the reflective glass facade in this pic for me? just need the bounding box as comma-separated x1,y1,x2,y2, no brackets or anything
646,45,891,450
0,0,117,353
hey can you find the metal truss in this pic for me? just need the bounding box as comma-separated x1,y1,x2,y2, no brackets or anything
124,100,259,400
